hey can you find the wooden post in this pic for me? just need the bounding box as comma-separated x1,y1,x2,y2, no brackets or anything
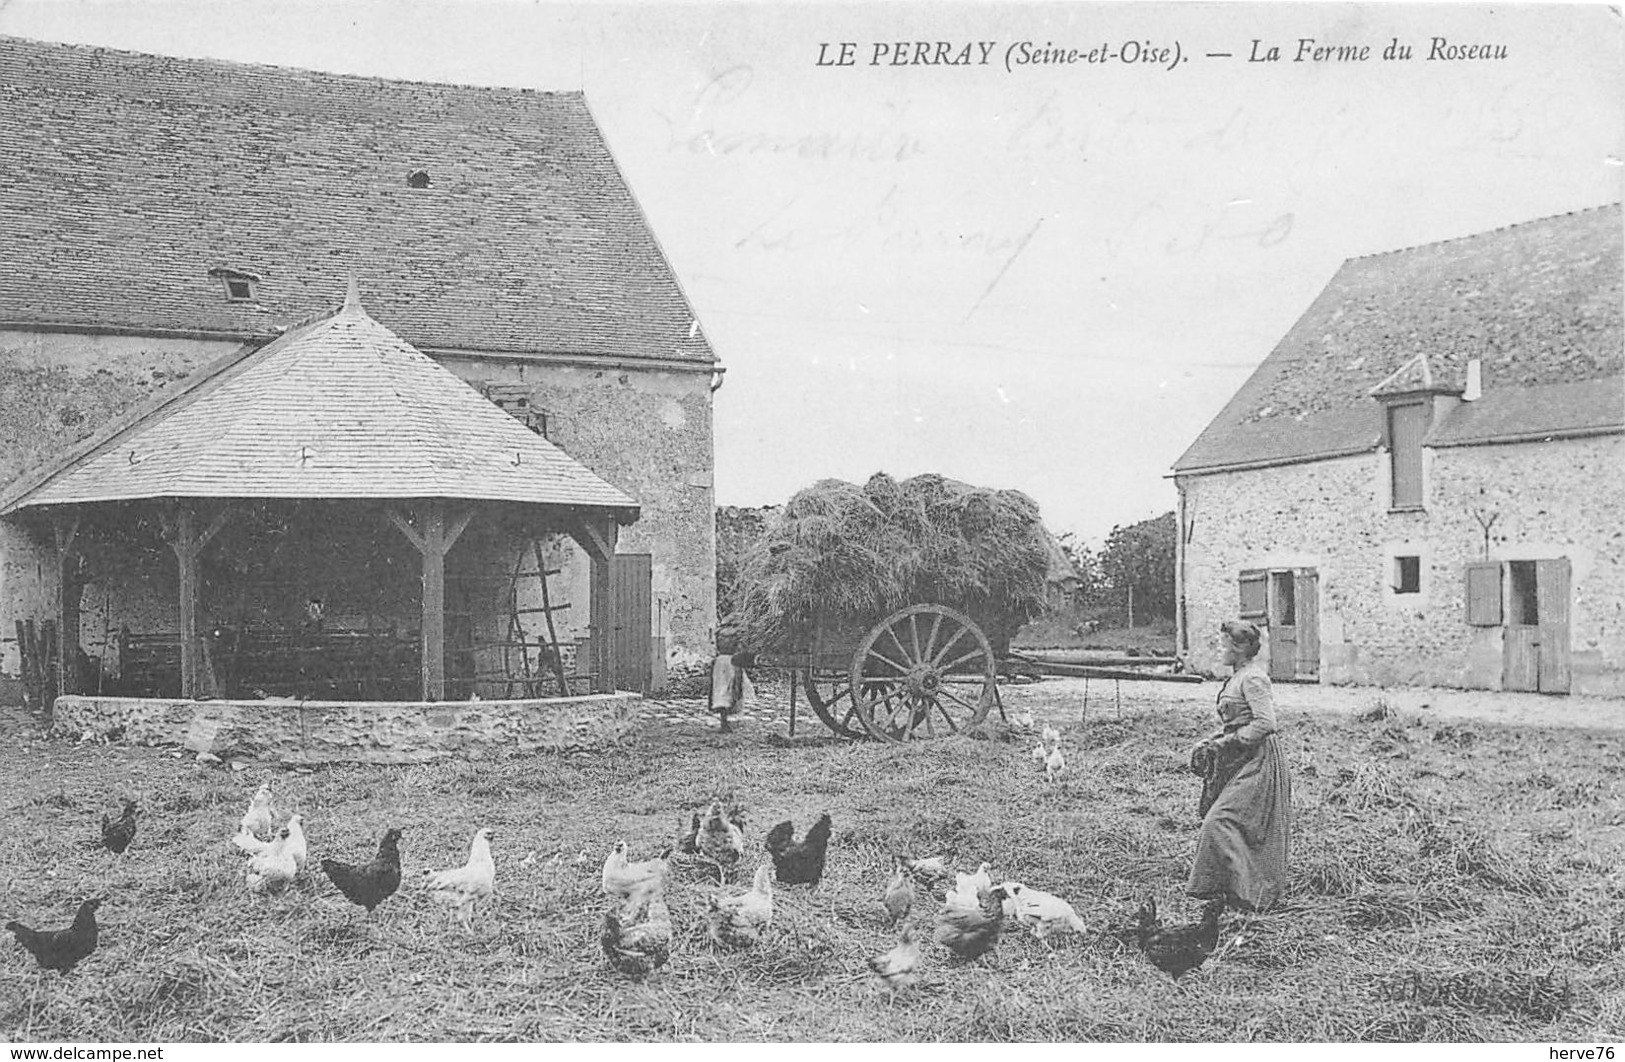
565,512,618,694
161,503,232,699
54,512,82,700
387,502,473,702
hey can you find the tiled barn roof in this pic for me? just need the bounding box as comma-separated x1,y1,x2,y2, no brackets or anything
0,291,641,514
1175,204,1622,473
0,35,713,364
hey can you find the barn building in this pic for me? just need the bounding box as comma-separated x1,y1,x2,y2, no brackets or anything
0,36,721,702
1173,205,1623,696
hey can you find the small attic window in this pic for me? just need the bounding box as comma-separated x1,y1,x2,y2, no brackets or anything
209,268,261,303
407,170,431,189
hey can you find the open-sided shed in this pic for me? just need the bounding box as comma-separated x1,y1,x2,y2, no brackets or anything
0,283,639,703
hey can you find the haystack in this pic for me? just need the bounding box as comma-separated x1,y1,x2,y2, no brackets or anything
726,472,1060,655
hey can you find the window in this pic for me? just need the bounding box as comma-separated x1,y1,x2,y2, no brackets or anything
481,384,555,441
1394,555,1421,594
209,268,260,303
1386,402,1427,510
1508,561,1540,625
407,169,431,189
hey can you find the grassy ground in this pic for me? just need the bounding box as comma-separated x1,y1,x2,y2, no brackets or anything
2,685,1623,1042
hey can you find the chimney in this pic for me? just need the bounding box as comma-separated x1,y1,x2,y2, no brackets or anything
1463,358,1482,401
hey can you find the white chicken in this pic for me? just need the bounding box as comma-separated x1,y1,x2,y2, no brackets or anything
284,813,308,872
1045,745,1067,781
705,864,773,949
246,826,297,895
601,841,670,899
1014,706,1035,729
239,784,275,841
1003,881,1088,942
1041,725,1061,748
231,828,272,856
945,862,993,910
1029,743,1049,764
421,827,497,929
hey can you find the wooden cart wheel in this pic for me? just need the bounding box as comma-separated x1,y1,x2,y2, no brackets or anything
799,667,869,739
849,604,996,742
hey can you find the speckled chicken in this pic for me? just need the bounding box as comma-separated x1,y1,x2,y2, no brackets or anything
934,884,1008,962
883,856,915,926
601,883,672,978
6,899,101,973
100,800,138,855
698,800,746,878
706,864,773,949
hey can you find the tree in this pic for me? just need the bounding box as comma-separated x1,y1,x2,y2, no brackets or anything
1057,532,1104,606
1098,512,1176,624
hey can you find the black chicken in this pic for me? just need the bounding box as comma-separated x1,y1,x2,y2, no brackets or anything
322,828,403,915
764,813,832,886
1134,897,1225,980
6,898,102,973
100,800,139,855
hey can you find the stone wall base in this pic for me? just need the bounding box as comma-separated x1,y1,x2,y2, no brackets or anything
51,692,642,765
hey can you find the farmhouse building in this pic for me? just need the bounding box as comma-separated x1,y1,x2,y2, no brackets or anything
0,36,720,700
1173,205,1623,696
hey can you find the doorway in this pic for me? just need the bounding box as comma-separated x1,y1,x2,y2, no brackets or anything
1239,567,1320,682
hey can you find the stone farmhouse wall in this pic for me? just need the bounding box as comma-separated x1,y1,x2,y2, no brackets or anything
1178,433,1624,696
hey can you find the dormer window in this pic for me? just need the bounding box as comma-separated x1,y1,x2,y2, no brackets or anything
1368,353,1463,514
209,268,261,303
407,170,431,189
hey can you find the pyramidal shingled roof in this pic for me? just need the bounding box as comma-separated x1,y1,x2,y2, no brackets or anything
1,291,640,515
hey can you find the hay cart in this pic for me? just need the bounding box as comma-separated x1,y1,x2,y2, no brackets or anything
751,603,1004,742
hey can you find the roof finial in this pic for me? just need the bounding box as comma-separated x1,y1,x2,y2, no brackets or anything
343,271,361,315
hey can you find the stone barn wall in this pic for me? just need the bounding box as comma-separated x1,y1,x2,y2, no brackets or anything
1179,433,1625,696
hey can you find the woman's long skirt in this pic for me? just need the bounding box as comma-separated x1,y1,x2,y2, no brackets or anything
1187,734,1291,911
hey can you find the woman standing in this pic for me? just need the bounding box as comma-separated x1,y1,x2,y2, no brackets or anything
1187,619,1292,911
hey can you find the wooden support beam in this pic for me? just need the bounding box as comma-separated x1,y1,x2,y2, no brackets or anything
161,502,233,699
421,503,446,703
384,501,472,702
54,511,82,700
566,513,619,694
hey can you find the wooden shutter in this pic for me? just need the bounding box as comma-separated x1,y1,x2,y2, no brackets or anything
1294,570,1320,678
1536,558,1572,694
1388,403,1426,509
1239,570,1267,622
1464,562,1502,626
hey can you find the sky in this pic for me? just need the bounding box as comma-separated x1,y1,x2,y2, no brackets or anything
1,0,1619,544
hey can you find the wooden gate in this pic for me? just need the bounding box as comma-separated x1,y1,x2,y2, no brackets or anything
610,553,652,694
